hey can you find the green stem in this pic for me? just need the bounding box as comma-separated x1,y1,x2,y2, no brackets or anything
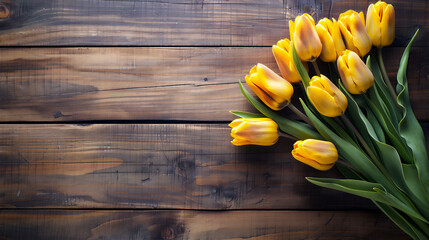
377,47,397,99
340,114,389,177
279,131,298,140
311,60,321,76
288,103,313,126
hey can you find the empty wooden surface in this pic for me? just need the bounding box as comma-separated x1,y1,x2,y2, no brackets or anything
1,0,428,239
0,210,407,240
0,47,428,122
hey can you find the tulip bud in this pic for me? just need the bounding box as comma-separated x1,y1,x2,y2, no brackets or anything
292,139,338,171
245,63,294,111
272,38,309,83
316,18,346,62
289,13,323,61
338,10,372,57
337,50,375,94
307,74,348,117
366,1,395,47
229,118,279,146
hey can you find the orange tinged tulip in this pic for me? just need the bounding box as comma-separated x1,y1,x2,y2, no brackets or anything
338,10,372,57
366,1,395,47
292,139,338,171
289,13,323,61
316,18,346,62
229,118,279,146
272,38,309,83
307,75,348,117
245,63,294,111
337,50,375,94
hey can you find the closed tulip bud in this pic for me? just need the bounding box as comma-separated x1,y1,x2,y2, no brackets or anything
338,10,372,57
245,63,294,111
272,38,309,83
229,118,279,146
289,13,323,61
316,18,346,62
307,74,348,117
366,1,395,47
337,50,375,94
292,139,338,171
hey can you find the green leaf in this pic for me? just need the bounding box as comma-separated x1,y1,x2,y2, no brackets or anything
367,54,400,126
365,89,413,163
306,177,428,224
291,42,311,88
396,29,429,193
300,99,397,193
229,111,264,119
239,81,321,140
374,201,428,240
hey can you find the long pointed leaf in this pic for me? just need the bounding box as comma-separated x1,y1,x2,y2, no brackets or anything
396,29,429,194
239,81,321,140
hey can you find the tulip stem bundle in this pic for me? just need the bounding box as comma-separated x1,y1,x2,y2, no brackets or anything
311,61,321,76
288,103,313,126
229,2,428,239
377,47,398,99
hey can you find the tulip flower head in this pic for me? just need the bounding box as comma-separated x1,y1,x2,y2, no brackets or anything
292,139,338,171
338,10,372,57
316,18,346,62
272,38,309,83
307,74,348,117
337,50,375,94
229,118,279,146
366,1,395,47
289,13,323,61
245,63,294,111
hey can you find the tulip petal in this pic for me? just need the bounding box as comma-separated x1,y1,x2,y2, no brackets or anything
350,12,372,56
381,4,395,46
292,151,335,171
307,86,344,117
316,22,337,62
366,3,382,46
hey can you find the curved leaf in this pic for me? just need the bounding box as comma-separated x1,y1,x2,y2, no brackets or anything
396,29,429,194
229,111,264,119
239,81,321,140
306,177,428,224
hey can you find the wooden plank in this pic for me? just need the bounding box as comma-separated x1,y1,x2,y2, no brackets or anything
0,210,407,239
1,47,428,122
0,0,427,46
0,123,375,209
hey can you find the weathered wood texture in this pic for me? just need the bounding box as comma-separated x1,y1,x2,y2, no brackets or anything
0,0,427,47
1,46,428,121
0,210,407,239
0,123,375,209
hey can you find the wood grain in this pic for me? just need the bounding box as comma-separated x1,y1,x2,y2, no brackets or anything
1,46,428,122
0,0,427,46
0,123,375,210
0,210,407,239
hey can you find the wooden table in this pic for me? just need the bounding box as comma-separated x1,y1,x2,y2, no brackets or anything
0,0,427,239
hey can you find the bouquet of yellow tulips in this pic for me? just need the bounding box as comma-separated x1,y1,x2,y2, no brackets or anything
230,1,429,239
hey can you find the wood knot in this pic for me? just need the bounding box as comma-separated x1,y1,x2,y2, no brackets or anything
0,3,10,19
160,226,175,240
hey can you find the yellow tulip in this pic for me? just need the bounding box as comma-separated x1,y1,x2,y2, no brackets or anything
245,63,294,111
272,38,309,83
337,50,375,94
307,74,348,117
366,1,395,47
289,13,322,61
229,118,279,146
338,10,372,57
316,18,346,62
292,139,338,171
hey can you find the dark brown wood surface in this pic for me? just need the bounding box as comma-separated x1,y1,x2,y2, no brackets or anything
0,0,427,47
0,210,406,239
0,47,427,122
0,0,427,239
